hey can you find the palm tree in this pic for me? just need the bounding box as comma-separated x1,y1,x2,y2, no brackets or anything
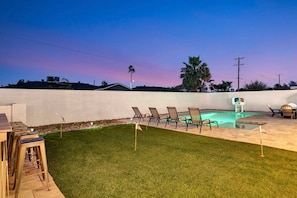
128,65,135,89
198,64,213,92
180,56,212,92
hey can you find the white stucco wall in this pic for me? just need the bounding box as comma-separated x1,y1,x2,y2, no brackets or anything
0,88,296,126
0,103,26,123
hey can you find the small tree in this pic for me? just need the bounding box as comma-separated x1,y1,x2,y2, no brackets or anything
274,83,290,90
101,80,108,87
289,81,297,87
210,81,232,92
17,79,25,85
243,80,267,91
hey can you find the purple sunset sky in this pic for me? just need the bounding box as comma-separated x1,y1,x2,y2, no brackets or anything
1,0,296,88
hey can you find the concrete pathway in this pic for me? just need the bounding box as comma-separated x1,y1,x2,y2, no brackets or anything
124,112,297,153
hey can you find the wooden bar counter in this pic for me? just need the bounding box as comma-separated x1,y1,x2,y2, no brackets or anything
0,114,12,198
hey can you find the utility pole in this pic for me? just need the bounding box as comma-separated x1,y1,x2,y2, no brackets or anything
234,57,244,91
277,74,282,85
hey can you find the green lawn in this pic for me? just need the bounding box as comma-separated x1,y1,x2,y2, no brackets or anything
44,124,297,198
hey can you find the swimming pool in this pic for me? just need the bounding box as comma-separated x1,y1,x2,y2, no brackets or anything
185,111,262,130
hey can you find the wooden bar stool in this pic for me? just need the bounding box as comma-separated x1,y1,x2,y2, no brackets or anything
14,137,50,198
8,125,29,158
9,132,39,176
8,129,30,171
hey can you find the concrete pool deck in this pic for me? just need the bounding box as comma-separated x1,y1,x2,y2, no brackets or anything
124,111,297,153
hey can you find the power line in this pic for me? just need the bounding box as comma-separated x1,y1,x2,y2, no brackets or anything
233,57,244,91
0,32,122,62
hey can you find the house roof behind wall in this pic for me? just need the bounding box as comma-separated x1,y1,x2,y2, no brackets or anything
96,83,130,91
2,81,99,90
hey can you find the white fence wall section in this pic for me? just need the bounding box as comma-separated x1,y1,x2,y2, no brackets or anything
0,103,26,123
1,88,297,126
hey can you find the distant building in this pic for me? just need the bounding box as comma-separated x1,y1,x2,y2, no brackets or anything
2,79,133,91
133,86,173,92
47,76,60,83
3,81,99,90
96,83,130,91
2,76,179,91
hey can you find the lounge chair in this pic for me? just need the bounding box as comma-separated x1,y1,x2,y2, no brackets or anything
132,107,145,121
186,107,218,133
148,107,162,126
281,104,296,119
267,104,282,117
165,107,181,129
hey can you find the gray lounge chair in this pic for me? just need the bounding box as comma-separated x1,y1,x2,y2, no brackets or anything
267,104,282,117
132,107,144,121
186,107,218,133
165,107,181,129
148,107,162,126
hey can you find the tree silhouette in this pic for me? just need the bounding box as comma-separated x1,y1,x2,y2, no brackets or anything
198,64,213,92
180,56,212,92
101,80,108,87
17,79,25,85
273,83,289,90
289,81,297,87
243,80,267,91
210,81,232,92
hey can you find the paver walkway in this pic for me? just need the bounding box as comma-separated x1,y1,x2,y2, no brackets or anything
125,112,297,153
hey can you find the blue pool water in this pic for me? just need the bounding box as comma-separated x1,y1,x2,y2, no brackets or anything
185,111,262,130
